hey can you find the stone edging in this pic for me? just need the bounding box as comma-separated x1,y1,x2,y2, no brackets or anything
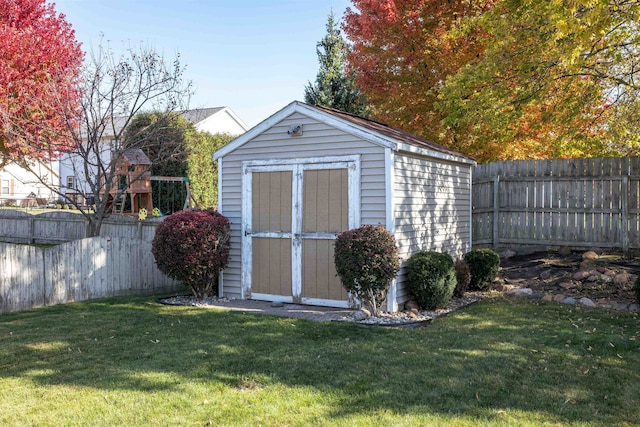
505,287,640,312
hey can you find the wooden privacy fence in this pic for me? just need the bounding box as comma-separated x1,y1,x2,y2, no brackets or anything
0,210,162,244
0,237,183,314
472,157,640,250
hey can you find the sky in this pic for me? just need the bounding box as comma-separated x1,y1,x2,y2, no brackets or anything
54,0,353,128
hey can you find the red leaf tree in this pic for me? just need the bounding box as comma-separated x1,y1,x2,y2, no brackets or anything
343,0,491,145
0,0,83,166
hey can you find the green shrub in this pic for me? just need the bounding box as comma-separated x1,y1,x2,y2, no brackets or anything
464,248,500,290
334,225,400,314
152,209,231,300
454,259,471,297
635,275,640,304
406,251,456,310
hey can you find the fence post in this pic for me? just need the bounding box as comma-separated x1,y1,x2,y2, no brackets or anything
493,176,500,249
621,174,629,255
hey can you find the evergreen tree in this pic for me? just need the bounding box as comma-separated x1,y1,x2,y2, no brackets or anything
304,11,367,116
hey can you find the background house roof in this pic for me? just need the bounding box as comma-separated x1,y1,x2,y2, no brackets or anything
181,107,226,124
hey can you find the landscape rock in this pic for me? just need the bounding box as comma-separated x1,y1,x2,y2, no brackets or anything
614,273,630,285
561,297,577,305
529,292,545,300
560,281,577,290
600,274,612,283
629,304,640,312
614,303,629,311
271,301,285,308
582,251,599,260
404,300,420,311
407,311,418,319
542,294,554,302
558,246,572,256
573,271,590,280
553,294,567,302
603,269,617,277
579,261,593,271
539,270,551,280
353,308,371,321
579,297,596,308
507,288,533,297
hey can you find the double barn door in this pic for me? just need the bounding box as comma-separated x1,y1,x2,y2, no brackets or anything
242,158,359,307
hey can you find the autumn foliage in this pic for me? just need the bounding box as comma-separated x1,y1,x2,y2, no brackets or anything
343,0,491,146
0,0,83,164
343,0,639,163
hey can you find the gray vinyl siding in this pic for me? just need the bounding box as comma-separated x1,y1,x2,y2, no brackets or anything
219,112,386,298
392,152,472,305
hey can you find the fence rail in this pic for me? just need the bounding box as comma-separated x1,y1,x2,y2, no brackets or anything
0,210,162,244
0,237,183,314
472,157,640,250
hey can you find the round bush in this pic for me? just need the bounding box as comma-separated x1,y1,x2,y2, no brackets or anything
464,248,500,290
152,209,231,299
406,251,456,310
454,258,471,297
334,225,400,313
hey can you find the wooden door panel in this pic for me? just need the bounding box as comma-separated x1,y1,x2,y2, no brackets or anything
252,171,292,232
301,168,348,302
302,239,347,301
303,169,348,233
252,237,292,296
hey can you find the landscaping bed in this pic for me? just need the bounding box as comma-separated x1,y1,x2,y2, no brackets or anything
497,248,639,310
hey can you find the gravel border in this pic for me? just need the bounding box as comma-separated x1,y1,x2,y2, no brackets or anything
158,293,484,326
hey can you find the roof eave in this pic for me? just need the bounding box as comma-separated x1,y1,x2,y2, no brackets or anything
396,142,476,166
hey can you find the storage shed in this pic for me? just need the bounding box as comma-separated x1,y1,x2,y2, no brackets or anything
214,101,475,311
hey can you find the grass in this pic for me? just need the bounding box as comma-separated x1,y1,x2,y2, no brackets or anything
1,296,639,426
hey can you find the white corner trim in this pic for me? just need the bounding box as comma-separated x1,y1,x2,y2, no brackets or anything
240,167,252,299
384,148,395,232
218,270,224,297
396,142,476,166
385,147,398,312
469,166,473,251
291,164,303,301
217,157,223,213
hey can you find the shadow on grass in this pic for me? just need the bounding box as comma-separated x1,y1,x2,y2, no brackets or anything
1,296,639,424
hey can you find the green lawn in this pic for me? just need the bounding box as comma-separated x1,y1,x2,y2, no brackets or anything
1,296,638,426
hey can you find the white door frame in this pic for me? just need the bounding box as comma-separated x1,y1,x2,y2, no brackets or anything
241,155,361,307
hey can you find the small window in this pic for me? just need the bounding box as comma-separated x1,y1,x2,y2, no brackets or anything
67,176,74,189
1,179,9,195
128,165,135,172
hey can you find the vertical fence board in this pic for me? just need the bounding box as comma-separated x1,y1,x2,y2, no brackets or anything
0,237,183,314
473,156,640,249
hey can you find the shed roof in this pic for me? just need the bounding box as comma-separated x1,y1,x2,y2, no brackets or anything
214,101,475,165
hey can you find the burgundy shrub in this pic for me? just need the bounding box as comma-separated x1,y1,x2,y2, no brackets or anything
152,209,231,299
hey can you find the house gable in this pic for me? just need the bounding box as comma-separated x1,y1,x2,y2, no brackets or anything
214,101,474,166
